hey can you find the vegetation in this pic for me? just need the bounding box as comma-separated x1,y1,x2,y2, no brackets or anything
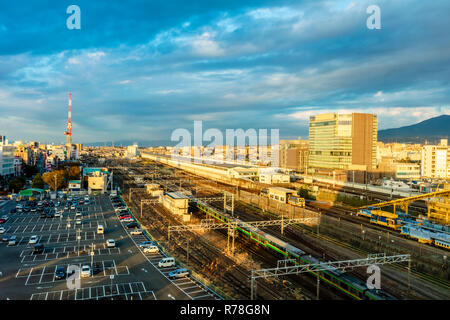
297,187,315,200
8,177,26,193
42,170,65,191
23,164,39,178
336,194,376,207
32,173,45,189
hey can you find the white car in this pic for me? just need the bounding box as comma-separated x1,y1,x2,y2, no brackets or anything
71,205,76,210
75,218,82,225
106,239,115,248
55,212,61,218
130,229,143,235
121,218,134,223
29,235,39,244
81,265,91,278
0,227,5,234
143,245,159,254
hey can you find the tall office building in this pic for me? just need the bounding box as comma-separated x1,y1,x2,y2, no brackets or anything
421,139,450,178
308,113,377,172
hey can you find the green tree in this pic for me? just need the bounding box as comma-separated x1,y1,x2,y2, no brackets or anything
9,177,26,193
23,165,38,178
298,187,314,200
32,173,45,189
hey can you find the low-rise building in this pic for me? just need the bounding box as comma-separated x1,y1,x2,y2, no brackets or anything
162,192,190,221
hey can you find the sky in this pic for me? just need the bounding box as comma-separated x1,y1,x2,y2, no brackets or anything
0,0,449,145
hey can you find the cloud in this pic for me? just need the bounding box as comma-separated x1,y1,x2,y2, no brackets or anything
0,0,449,143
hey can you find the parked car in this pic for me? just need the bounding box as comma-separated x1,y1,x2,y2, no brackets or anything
0,227,5,234
2,234,11,242
126,222,138,229
81,265,91,278
0,218,6,224
138,241,154,248
130,229,143,235
54,266,66,280
168,268,190,279
33,243,44,254
158,257,176,268
106,239,115,248
119,215,132,220
143,245,159,253
7,235,17,246
29,235,39,244
10,208,16,214
75,218,82,225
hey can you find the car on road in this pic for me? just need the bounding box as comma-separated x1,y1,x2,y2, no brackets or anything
126,222,138,229
33,243,44,254
168,268,190,279
0,227,5,234
143,245,159,254
55,211,61,218
30,208,37,213
106,239,115,248
81,265,91,278
55,266,66,280
29,235,39,244
130,229,143,235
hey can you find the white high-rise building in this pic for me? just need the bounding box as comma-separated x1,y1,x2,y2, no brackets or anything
0,136,15,177
421,139,450,178
126,143,140,159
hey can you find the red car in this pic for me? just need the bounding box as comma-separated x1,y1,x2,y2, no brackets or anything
119,215,132,220
0,219,6,224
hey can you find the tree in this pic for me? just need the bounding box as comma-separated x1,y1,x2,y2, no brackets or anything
32,173,45,189
9,177,26,193
23,165,39,178
43,170,65,191
298,187,314,200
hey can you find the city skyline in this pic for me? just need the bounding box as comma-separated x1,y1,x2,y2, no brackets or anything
0,0,449,144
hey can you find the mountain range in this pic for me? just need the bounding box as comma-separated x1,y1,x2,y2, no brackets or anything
378,114,450,143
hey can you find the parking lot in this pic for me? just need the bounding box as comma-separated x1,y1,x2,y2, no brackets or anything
0,194,221,300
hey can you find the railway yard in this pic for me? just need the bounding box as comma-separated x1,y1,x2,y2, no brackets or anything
104,158,450,300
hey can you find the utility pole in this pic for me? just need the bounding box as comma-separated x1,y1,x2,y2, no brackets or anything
316,272,320,300
77,228,81,256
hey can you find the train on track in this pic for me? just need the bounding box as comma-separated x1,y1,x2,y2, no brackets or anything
195,200,396,300
358,207,450,250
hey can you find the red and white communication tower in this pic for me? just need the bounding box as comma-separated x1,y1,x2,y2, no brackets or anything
64,92,72,145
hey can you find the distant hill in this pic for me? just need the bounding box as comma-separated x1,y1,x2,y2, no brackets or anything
378,114,450,143
83,139,171,147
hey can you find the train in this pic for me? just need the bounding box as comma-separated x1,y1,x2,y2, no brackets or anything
261,187,305,208
195,200,396,300
358,207,450,250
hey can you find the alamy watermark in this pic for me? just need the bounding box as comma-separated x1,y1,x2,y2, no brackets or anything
367,5,381,30
66,264,81,290
66,5,81,30
171,121,279,167
366,264,381,289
